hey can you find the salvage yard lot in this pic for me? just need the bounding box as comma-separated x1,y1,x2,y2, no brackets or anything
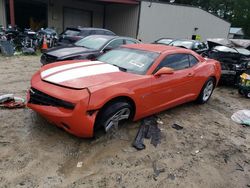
0,55,250,188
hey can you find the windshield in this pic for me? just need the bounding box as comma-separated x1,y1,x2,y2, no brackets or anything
156,39,173,45
97,48,159,75
170,40,194,49
75,36,109,50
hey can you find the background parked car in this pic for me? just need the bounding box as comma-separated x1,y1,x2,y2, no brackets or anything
58,27,116,46
153,38,174,45
207,45,250,85
169,39,208,54
41,35,140,65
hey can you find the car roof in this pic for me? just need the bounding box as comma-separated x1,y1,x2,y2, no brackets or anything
156,38,174,41
123,44,190,53
66,27,112,32
171,39,202,43
84,35,138,41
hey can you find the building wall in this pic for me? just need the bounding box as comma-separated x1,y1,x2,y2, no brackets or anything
0,0,6,27
105,4,139,38
48,0,104,33
138,1,231,42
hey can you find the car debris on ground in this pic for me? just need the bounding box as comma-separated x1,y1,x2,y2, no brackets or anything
231,109,250,126
171,123,183,130
0,94,26,109
133,116,162,150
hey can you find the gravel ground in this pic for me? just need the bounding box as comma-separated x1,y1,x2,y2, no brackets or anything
0,55,249,188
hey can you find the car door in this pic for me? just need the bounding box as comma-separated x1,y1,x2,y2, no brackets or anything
144,53,196,112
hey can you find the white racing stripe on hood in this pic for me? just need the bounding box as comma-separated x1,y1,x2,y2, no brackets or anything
44,64,120,83
41,61,103,78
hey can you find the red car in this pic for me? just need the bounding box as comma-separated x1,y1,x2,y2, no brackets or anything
27,44,221,137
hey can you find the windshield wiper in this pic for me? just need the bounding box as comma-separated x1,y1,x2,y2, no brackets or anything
111,64,127,72
80,45,91,49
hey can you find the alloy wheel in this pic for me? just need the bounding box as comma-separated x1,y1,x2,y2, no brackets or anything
104,108,131,132
202,80,214,101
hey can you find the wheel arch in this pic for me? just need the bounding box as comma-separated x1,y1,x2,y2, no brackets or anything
97,96,136,118
210,75,217,86
93,95,136,131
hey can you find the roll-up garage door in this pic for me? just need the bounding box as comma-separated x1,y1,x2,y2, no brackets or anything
63,8,92,29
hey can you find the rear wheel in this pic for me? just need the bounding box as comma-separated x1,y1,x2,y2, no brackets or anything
196,77,215,104
95,101,133,132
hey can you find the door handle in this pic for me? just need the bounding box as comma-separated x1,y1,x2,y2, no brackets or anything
187,73,194,77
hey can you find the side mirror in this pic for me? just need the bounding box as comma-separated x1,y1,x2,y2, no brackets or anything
154,67,174,77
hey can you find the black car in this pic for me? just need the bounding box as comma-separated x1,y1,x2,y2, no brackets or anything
58,27,116,45
41,35,140,65
169,39,208,54
208,46,250,85
153,38,174,45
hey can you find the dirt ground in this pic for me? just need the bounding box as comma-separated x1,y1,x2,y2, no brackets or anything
0,55,250,188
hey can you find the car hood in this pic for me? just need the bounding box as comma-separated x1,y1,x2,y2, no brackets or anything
40,61,140,89
45,46,96,58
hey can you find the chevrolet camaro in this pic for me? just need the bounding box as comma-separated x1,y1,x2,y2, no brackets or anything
27,44,221,137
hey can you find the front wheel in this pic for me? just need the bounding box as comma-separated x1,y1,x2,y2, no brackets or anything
245,91,250,99
196,78,215,104
95,101,133,132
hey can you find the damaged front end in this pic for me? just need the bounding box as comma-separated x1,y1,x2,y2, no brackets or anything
208,46,250,85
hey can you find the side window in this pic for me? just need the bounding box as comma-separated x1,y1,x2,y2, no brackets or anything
80,30,90,36
125,40,137,44
106,39,124,49
95,30,104,35
189,55,199,67
156,54,190,72
104,31,113,35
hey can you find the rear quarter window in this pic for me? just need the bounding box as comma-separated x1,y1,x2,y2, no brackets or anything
189,55,199,67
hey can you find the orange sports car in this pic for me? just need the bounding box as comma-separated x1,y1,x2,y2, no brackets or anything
27,44,221,137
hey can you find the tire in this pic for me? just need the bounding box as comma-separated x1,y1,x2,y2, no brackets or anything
196,77,215,104
245,91,250,99
95,101,133,132
238,89,244,95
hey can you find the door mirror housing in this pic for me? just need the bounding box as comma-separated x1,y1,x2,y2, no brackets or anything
154,67,174,77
